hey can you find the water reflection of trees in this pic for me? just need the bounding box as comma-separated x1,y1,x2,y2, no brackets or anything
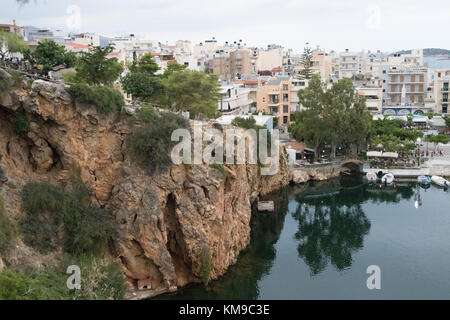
291,177,416,276
292,196,370,275
158,178,419,298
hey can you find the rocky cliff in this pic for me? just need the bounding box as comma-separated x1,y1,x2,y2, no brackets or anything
0,77,291,298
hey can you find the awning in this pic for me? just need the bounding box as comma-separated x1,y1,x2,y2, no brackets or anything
366,151,398,158
367,151,383,157
382,152,399,158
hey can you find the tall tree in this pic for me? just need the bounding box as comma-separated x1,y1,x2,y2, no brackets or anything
289,74,329,160
290,74,372,160
161,70,220,119
75,45,123,85
121,53,161,101
0,31,29,64
299,43,313,80
30,40,75,73
129,52,159,74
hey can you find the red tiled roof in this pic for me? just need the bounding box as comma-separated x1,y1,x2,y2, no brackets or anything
65,43,90,49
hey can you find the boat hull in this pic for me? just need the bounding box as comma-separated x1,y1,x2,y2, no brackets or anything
431,176,450,187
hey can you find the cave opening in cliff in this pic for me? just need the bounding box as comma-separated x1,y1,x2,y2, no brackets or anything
164,193,194,286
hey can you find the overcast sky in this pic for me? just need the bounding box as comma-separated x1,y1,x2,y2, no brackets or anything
2,0,450,53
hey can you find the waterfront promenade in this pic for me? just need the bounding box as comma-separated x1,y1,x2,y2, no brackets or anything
363,142,450,177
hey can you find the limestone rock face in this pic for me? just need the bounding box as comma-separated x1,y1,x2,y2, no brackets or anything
292,169,310,184
0,79,291,298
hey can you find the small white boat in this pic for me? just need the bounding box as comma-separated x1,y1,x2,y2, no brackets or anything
417,175,431,185
366,171,378,183
381,173,395,184
431,176,450,188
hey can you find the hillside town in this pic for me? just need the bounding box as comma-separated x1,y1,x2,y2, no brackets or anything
2,19,449,165
1,7,450,304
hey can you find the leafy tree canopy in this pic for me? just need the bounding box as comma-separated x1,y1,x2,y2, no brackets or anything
75,45,123,85
30,40,76,73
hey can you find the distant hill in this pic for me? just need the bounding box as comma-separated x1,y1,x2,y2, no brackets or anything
393,48,450,56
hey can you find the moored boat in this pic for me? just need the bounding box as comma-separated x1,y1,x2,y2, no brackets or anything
366,171,378,183
417,175,431,185
431,176,450,188
381,173,395,184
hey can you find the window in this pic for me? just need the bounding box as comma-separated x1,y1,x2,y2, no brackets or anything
272,106,278,113
283,84,288,91
443,104,448,113
283,94,289,102
283,116,288,124
283,105,289,113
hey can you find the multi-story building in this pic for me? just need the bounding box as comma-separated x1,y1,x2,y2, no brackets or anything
254,46,284,73
256,75,293,127
111,35,157,63
357,86,383,114
387,49,423,67
0,20,26,39
229,49,252,79
380,66,431,115
217,82,253,115
338,49,365,79
294,49,332,81
364,50,387,78
434,70,450,114
211,51,230,78
290,78,309,112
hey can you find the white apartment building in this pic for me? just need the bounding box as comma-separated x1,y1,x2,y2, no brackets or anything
380,65,432,115
111,35,158,63
338,49,365,79
218,82,253,115
254,47,284,72
71,32,101,47
387,49,423,67
364,51,387,78
290,78,309,112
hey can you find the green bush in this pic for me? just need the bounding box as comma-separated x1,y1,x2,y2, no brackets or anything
0,69,11,93
0,268,53,300
20,174,113,256
232,117,257,129
67,83,124,115
12,114,29,136
0,256,126,300
209,164,229,179
127,108,189,173
0,195,17,255
200,246,212,286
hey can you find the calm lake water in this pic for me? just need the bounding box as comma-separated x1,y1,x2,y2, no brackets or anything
157,177,450,300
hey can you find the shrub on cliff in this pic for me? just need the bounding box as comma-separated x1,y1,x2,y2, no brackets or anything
12,114,29,136
209,164,229,179
127,106,189,173
200,246,212,286
20,173,114,256
0,256,126,300
0,195,17,255
67,83,124,115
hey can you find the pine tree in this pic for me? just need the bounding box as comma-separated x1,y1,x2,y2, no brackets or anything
299,44,313,80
